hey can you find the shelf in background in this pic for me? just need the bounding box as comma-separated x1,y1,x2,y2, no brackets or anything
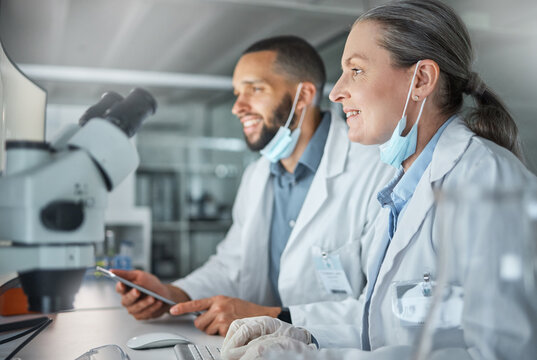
152,219,232,232
104,207,151,271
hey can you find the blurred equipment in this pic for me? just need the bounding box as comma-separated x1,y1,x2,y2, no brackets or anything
0,39,46,173
415,186,537,360
0,40,157,313
75,344,130,360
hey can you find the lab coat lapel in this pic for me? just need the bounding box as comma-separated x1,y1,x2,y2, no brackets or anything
371,116,474,299
285,113,349,248
368,117,474,348
383,173,436,265
239,158,276,305
429,117,474,183
363,209,391,300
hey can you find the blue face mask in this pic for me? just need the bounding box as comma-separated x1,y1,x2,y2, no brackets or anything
379,61,427,168
260,83,306,163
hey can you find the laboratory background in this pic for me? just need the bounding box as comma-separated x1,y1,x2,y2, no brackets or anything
0,0,536,280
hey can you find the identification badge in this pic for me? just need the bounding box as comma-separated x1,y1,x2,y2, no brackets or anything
391,279,433,326
391,273,463,328
313,251,353,295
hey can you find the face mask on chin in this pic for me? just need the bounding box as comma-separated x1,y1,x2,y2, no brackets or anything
260,82,306,163
379,60,427,168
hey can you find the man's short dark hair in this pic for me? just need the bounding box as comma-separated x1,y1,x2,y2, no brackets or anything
243,35,326,106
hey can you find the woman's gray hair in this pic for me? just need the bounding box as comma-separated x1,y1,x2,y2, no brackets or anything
356,0,522,159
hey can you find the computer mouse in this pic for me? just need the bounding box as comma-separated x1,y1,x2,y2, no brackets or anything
127,332,191,350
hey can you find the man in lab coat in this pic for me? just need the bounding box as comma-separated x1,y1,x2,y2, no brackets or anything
114,35,393,337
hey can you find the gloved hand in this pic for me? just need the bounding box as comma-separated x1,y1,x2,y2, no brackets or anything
221,316,312,360
240,336,317,360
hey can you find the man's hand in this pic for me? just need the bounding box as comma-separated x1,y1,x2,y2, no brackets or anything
112,269,189,320
169,296,281,336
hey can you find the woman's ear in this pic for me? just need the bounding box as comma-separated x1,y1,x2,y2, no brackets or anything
297,81,317,110
413,59,440,100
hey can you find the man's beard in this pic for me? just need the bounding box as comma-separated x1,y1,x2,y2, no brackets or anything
245,93,294,151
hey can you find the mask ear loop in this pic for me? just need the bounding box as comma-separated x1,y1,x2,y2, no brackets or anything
283,82,304,128
415,97,427,125
401,60,422,118
295,105,307,130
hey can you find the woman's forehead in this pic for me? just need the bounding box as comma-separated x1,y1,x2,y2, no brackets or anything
343,21,392,67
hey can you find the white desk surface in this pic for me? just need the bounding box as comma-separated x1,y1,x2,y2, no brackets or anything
0,277,223,360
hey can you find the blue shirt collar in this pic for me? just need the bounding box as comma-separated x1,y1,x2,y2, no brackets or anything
270,111,331,178
378,114,456,210
392,115,455,202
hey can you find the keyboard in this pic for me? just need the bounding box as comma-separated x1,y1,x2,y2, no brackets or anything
174,344,222,360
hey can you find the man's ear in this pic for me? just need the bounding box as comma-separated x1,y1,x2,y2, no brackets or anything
296,81,317,110
413,59,440,99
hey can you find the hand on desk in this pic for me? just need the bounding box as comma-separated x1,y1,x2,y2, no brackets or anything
221,316,314,360
170,296,281,336
113,269,189,320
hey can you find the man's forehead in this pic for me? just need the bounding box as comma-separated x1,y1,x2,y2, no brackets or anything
232,66,286,89
232,77,269,90
234,51,277,73
236,78,267,85
232,50,296,90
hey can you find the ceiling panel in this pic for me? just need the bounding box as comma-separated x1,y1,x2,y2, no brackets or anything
0,0,365,105
1,0,536,124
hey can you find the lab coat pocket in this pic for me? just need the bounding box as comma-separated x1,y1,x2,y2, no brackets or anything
311,242,361,298
391,278,464,329
391,279,433,327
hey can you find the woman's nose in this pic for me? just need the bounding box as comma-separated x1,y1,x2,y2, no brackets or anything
329,76,349,103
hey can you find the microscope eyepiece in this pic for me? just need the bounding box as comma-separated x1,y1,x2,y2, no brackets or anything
104,88,157,137
79,91,124,126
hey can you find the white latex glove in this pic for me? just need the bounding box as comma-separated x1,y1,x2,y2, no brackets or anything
221,316,312,360
241,336,317,360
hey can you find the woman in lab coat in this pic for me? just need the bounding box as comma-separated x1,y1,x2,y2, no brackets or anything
220,0,537,359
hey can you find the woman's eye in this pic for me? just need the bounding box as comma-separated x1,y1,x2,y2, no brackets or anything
252,87,264,93
352,68,363,77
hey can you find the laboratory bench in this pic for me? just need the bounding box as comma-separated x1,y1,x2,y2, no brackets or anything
0,276,223,360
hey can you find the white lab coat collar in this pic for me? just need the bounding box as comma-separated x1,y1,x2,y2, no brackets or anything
385,116,473,254
284,112,350,251
429,116,474,183
238,157,274,304
323,111,350,179
239,110,350,304
386,116,474,256
368,116,476,345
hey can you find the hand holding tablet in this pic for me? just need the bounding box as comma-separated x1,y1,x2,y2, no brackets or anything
96,266,202,318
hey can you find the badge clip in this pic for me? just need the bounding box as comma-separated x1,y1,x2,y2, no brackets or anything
421,272,432,297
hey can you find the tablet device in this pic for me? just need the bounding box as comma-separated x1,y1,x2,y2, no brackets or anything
96,266,202,316
96,266,176,305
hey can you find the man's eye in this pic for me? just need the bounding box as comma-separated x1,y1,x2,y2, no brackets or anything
352,68,363,77
252,87,264,92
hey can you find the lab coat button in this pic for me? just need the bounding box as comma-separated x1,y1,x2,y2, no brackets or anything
289,220,296,228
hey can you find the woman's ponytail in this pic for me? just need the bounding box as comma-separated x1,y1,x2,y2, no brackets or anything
464,73,523,160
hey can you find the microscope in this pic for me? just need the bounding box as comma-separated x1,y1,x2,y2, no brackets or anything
0,41,157,314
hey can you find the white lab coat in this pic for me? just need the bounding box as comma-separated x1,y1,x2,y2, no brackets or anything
173,112,394,329
302,117,537,359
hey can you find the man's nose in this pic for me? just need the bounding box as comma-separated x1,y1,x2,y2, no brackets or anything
232,94,250,116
